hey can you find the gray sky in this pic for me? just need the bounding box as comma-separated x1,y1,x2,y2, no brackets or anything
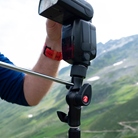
0,0,138,69
91,0,138,43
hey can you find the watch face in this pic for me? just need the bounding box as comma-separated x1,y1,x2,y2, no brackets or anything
39,0,58,13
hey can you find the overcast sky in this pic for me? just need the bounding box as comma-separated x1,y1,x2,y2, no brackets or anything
0,0,138,69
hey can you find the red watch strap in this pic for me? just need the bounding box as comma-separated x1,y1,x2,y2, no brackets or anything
43,46,62,61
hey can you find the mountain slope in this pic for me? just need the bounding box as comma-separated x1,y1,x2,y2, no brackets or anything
0,34,138,138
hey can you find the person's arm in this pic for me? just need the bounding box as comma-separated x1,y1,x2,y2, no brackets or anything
23,20,62,106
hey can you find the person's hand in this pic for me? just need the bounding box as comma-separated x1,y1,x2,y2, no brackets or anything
45,19,62,51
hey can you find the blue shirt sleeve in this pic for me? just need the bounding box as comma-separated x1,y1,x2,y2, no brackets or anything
0,53,29,106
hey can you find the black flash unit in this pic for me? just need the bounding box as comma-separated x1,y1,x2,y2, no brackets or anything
62,19,96,67
38,0,94,25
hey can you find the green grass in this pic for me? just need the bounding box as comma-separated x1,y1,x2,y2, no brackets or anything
1,38,138,138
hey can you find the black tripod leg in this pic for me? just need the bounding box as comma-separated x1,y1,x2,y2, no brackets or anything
69,128,81,138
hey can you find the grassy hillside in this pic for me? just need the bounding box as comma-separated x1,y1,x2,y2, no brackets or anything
0,35,138,138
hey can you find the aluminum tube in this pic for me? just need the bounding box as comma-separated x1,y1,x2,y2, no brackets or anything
0,61,73,86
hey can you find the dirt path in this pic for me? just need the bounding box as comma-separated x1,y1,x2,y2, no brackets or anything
83,120,138,134
118,120,138,132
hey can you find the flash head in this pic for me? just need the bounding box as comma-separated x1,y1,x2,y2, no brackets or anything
38,0,94,25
